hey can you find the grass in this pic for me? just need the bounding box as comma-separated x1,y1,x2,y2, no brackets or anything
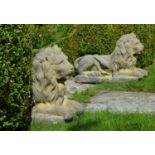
70,66,155,103
30,111,155,131
30,66,155,131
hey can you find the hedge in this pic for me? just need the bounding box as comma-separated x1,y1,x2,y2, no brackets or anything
31,24,155,67
0,25,33,130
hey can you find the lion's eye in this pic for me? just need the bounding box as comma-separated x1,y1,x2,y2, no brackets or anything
57,60,64,64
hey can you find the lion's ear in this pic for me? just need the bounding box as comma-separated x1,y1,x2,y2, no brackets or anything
131,32,136,37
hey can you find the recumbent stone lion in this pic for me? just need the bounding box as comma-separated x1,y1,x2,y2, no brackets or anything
32,45,84,123
74,33,148,83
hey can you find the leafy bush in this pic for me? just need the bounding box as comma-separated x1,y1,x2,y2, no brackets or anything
0,25,33,130
31,24,155,67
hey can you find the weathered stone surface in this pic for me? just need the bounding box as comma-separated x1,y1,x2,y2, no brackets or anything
32,45,74,104
74,33,148,83
65,79,94,96
32,45,84,124
75,75,110,83
75,74,139,83
85,91,155,113
32,113,65,124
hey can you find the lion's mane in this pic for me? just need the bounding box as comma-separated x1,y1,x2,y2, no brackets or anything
110,33,144,72
32,45,73,105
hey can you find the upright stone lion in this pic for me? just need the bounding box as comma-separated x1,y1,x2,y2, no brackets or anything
74,33,148,83
32,45,84,123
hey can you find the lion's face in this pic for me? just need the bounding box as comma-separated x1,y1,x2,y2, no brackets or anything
124,33,144,55
132,38,144,55
53,53,74,80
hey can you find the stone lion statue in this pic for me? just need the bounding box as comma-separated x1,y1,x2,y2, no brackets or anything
74,33,148,83
32,45,84,123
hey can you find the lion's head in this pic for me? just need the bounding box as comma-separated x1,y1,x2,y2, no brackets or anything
32,45,74,104
110,33,144,72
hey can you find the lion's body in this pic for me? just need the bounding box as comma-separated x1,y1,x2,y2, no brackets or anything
74,33,144,76
32,45,83,123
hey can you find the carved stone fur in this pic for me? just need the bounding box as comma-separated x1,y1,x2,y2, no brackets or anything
74,33,148,83
32,45,83,123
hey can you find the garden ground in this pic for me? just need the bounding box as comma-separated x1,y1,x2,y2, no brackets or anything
30,65,155,131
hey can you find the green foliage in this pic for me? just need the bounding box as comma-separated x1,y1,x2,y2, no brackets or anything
70,66,155,103
31,24,155,67
0,25,33,130
1,24,155,130
30,111,155,131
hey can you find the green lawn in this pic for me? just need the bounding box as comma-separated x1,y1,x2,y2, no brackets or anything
30,111,155,131
30,66,155,131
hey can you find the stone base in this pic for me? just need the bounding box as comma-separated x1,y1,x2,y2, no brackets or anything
32,100,84,124
74,74,139,84
74,68,148,84
32,113,65,124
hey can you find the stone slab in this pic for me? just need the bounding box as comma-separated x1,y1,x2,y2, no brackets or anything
85,91,155,113
74,75,139,84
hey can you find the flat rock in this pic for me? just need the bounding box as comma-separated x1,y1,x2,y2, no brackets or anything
85,91,155,113
64,79,94,96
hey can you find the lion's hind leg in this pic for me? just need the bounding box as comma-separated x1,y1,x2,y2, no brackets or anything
94,60,111,76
